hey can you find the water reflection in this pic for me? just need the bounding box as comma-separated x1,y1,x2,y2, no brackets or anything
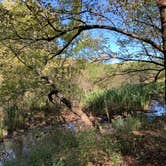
0,139,16,166
0,130,45,165
146,101,166,120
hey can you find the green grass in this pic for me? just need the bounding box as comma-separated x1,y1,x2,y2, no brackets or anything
4,106,25,133
83,82,165,116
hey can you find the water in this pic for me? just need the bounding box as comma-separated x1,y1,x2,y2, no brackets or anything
0,139,16,166
0,129,50,165
62,123,76,131
146,100,166,120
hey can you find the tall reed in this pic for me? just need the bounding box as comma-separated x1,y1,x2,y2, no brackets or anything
4,106,25,133
84,82,164,116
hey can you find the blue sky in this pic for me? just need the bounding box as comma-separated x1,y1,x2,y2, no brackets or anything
41,0,153,64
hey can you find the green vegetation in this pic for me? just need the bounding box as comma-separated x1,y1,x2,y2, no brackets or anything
112,115,142,134
4,127,122,166
0,59,165,165
4,106,25,133
4,115,166,166
0,60,165,165
84,82,165,116
0,0,165,166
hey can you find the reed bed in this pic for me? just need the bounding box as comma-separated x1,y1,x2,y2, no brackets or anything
84,82,164,116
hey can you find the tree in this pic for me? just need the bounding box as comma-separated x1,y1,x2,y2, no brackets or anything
0,0,165,125
1,0,164,76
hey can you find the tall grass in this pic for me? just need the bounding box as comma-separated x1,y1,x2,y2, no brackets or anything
4,106,25,133
83,82,164,116
0,120,4,141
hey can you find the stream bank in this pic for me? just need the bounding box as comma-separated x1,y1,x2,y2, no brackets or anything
0,100,165,166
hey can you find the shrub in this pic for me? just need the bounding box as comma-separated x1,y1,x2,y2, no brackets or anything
77,129,98,164
112,115,142,134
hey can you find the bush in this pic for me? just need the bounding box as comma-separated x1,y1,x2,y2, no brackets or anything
112,115,142,134
77,129,99,164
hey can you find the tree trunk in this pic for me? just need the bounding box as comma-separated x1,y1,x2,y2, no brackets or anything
72,101,93,127
38,71,93,127
158,0,166,66
157,0,166,100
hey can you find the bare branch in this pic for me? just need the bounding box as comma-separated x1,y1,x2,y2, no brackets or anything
154,68,165,82
134,19,161,32
113,56,164,67
49,29,82,60
94,68,163,84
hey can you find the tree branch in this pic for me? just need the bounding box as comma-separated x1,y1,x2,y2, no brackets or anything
49,29,82,60
133,19,161,32
113,56,164,67
76,25,163,52
154,68,165,82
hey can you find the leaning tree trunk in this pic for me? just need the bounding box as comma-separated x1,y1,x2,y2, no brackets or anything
38,71,93,127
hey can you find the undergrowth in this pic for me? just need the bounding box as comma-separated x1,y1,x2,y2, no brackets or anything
4,115,166,166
